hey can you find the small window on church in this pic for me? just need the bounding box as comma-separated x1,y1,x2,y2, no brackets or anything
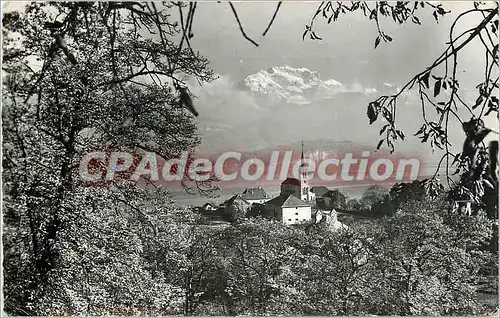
295,212,298,215
288,219,291,222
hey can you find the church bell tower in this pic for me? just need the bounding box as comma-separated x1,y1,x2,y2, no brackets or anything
299,141,310,202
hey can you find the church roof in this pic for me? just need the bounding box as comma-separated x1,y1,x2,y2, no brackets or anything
241,187,270,201
265,193,311,208
281,177,301,186
310,186,331,197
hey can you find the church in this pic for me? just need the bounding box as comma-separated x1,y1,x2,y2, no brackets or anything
265,142,315,225
279,141,316,203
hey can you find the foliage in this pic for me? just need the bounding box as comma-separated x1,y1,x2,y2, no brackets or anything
2,2,215,315
214,219,303,315
371,197,494,315
370,194,395,218
222,201,248,223
247,203,273,220
324,190,347,210
345,198,363,211
220,197,251,223
360,184,390,208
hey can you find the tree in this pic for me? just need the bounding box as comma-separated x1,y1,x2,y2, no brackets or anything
388,179,443,213
295,224,377,315
247,203,273,220
2,2,216,315
215,219,303,315
360,185,390,208
371,193,396,218
369,197,494,315
324,190,347,210
221,197,250,223
346,198,363,211
157,224,229,316
2,2,219,195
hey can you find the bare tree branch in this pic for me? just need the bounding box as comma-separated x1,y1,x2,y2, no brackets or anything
262,2,282,36
228,2,259,47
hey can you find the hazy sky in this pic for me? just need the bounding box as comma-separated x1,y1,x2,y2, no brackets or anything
190,2,487,86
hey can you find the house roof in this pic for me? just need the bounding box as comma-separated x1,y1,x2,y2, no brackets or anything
265,193,311,208
310,186,331,197
281,177,301,186
224,194,250,206
241,187,270,201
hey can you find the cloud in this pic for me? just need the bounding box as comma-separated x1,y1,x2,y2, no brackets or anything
187,74,266,122
349,81,378,95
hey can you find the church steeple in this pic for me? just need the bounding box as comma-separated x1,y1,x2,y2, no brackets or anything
298,140,310,202
300,141,305,166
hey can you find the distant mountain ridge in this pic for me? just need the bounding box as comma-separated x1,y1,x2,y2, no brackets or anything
244,65,378,105
197,139,396,162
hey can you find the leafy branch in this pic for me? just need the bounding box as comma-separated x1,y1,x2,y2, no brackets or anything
303,1,499,205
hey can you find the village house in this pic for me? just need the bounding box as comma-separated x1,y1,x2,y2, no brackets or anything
223,194,251,212
240,186,270,204
202,202,218,212
265,193,312,225
315,208,348,230
198,202,226,223
198,142,353,226
306,208,349,235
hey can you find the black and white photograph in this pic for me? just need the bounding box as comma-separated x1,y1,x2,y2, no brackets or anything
2,1,499,316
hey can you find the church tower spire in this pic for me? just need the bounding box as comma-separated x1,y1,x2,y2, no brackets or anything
300,141,305,164
299,140,310,202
